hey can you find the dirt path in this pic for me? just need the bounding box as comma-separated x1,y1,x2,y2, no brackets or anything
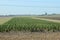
0,32,60,40
32,17,60,23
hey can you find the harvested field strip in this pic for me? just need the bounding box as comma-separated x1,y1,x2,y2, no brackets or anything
36,16,60,20
32,17,60,23
0,17,13,25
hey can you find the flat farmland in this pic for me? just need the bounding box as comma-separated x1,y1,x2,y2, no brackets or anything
1,17,60,32
0,17,60,40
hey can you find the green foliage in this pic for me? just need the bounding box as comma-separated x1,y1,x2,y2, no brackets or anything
0,17,60,32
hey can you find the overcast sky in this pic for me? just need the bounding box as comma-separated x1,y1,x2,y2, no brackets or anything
0,0,60,15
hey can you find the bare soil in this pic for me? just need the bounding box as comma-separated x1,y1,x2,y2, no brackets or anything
0,31,60,40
